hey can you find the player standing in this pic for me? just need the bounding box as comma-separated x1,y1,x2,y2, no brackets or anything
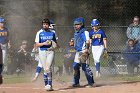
32,19,58,82
35,18,59,91
89,19,107,77
72,17,95,88
0,17,9,74
0,44,2,84
31,44,43,82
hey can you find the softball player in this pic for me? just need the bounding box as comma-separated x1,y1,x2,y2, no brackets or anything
0,45,2,84
35,18,59,91
31,44,43,82
89,19,107,77
0,17,9,73
72,17,95,88
32,19,58,82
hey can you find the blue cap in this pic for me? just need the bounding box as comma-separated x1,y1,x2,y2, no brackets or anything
0,17,5,23
91,19,99,26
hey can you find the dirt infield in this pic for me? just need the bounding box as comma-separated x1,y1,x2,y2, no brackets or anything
1,80,140,93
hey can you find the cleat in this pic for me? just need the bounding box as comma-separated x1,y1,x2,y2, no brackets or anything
71,84,80,87
85,83,96,88
96,71,101,78
45,85,54,91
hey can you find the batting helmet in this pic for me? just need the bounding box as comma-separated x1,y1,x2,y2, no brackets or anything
73,17,84,25
91,19,99,27
0,17,5,23
42,18,50,25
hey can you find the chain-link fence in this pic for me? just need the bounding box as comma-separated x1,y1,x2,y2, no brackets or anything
4,26,140,79
0,0,140,81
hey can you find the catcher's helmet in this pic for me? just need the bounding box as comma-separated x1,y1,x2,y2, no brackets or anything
50,19,56,25
49,19,56,29
74,17,84,25
0,17,5,23
91,19,99,26
42,18,50,25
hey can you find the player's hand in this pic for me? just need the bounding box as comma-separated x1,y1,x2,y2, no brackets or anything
103,48,108,59
43,40,52,45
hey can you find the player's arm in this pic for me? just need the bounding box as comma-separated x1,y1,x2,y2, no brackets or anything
89,31,92,47
102,30,107,49
35,31,48,47
103,38,107,49
35,42,47,47
85,31,90,52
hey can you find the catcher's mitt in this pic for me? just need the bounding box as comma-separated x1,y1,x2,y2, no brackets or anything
79,52,89,63
102,50,108,59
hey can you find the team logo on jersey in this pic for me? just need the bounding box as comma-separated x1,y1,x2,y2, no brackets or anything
40,36,53,40
92,34,101,39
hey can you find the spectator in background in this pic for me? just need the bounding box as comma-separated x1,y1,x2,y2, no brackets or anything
126,16,140,44
16,40,30,74
123,39,140,75
63,38,75,75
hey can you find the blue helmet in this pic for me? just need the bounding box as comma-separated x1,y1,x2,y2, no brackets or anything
79,17,85,24
91,19,99,26
73,17,84,25
0,17,5,23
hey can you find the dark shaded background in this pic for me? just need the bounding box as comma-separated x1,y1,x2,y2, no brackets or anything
0,0,140,50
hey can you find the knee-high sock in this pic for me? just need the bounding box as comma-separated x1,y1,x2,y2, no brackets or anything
95,63,100,72
43,73,48,86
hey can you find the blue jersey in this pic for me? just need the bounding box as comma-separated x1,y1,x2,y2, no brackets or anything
64,46,76,61
35,29,57,51
0,28,9,44
89,29,107,46
74,28,89,52
123,44,140,62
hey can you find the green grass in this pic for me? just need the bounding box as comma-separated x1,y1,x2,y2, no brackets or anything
101,74,140,82
3,72,140,84
3,74,32,84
